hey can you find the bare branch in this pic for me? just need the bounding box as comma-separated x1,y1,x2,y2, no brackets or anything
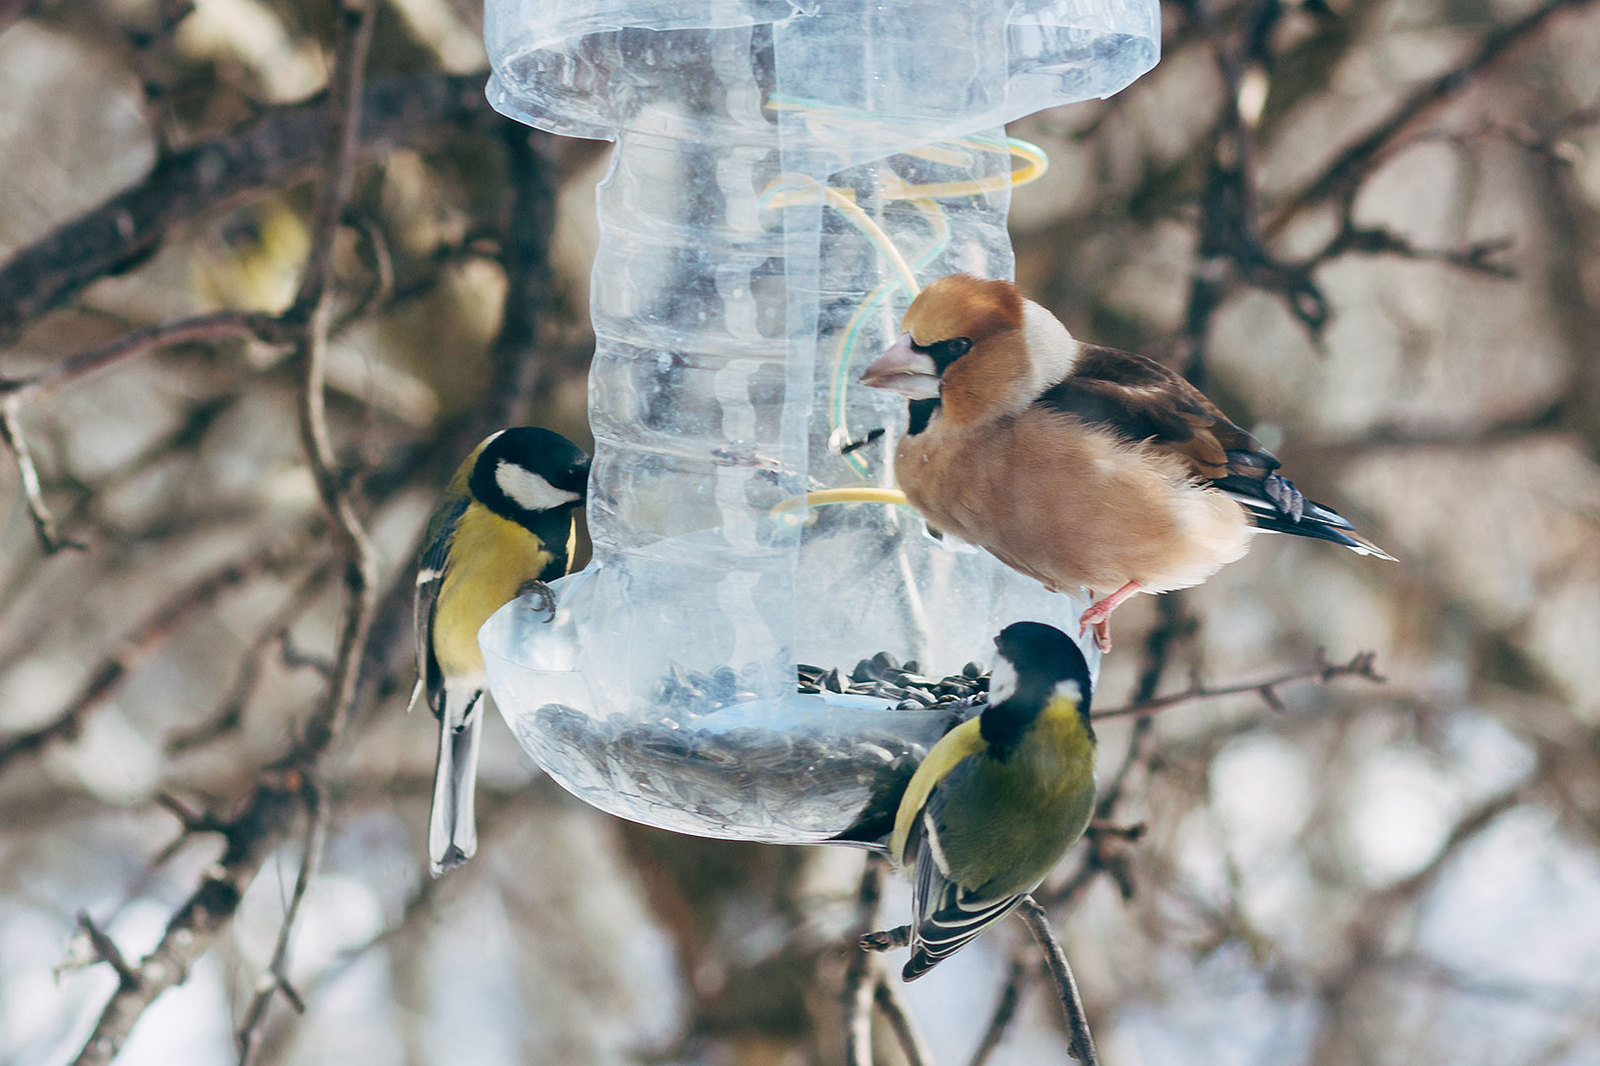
0,393,85,552
0,540,301,773
1015,897,1098,1066
1269,0,1599,232
66,2,383,1059
843,855,887,1066
69,770,305,1066
236,777,326,1065
0,73,490,347
0,311,273,403
873,976,934,1066
284,0,381,762
968,956,1030,1066
1092,650,1385,720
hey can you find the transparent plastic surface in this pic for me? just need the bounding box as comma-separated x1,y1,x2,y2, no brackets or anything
479,0,1157,842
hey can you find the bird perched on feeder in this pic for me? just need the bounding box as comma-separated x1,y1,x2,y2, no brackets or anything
414,427,590,875
860,273,1393,651
890,621,1096,980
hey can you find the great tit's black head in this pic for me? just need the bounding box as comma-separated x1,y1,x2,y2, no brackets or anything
468,427,590,526
982,622,1093,749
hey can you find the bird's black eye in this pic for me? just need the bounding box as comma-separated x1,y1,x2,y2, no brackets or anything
912,337,973,372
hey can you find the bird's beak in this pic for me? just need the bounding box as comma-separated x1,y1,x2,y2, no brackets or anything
860,333,941,400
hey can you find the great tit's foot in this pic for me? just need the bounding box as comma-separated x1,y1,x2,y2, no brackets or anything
518,579,557,621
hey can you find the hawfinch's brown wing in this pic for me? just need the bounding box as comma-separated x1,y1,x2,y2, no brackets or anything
1036,345,1328,531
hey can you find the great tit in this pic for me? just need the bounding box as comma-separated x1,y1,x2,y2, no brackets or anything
414,427,590,876
860,273,1392,650
890,621,1096,980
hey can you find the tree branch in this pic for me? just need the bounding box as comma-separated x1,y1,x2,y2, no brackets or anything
1092,649,1385,720
842,855,887,1066
873,976,934,1066
0,392,85,553
1015,897,1098,1066
0,72,489,347
65,3,383,1059
1269,0,1598,232
0,539,302,772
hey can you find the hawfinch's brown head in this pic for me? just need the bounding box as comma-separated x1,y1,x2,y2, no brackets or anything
860,274,1081,426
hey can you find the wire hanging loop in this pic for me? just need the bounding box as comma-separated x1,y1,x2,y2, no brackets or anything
761,134,1050,518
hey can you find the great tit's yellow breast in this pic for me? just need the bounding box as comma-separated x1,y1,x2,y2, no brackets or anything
433,502,556,677
937,697,1097,899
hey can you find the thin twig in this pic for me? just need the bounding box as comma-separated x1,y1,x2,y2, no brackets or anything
0,393,84,552
1092,650,1384,720
968,955,1030,1066
873,976,935,1066
236,777,326,1064
75,912,140,990
1268,0,1597,233
0,540,301,772
843,855,887,1066
165,561,335,755
1015,897,1098,1066
0,311,273,403
65,2,381,1060
286,0,381,762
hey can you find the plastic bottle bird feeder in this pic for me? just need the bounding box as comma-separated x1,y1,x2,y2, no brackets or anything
478,0,1159,844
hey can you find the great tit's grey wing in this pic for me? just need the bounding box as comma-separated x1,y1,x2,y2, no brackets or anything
414,495,468,713
903,759,1023,981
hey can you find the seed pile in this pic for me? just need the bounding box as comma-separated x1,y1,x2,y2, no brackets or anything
796,651,990,709
528,652,993,843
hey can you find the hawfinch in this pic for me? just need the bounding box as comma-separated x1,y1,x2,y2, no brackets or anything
860,274,1392,650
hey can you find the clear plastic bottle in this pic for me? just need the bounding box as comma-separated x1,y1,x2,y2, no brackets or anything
480,0,1159,842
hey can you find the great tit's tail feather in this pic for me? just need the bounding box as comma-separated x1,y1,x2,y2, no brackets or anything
428,684,486,877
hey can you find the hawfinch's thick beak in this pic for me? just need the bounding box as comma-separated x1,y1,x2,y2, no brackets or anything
860,333,941,400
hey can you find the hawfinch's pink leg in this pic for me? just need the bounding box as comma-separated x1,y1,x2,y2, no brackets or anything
1078,581,1143,652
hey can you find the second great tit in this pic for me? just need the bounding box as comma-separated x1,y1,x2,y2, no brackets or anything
890,621,1097,980
414,427,590,876
860,273,1392,650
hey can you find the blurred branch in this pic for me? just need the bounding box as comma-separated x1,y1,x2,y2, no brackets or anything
1297,399,1568,466
281,0,379,761
969,956,1030,1066
1093,649,1385,720
236,778,324,1065
69,770,305,1066
66,2,382,1060
0,539,302,772
0,72,490,347
165,561,336,755
842,854,887,1066
0,393,85,552
873,977,933,1066
0,311,271,402
1015,896,1098,1066
1270,0,1600,232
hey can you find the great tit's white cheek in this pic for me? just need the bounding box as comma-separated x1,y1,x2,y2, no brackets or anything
989,657,1019,705
495,461,580,514
1052,679,1083,706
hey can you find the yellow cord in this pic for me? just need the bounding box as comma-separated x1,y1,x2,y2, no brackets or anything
758,118,1053,521
769,487,913,527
